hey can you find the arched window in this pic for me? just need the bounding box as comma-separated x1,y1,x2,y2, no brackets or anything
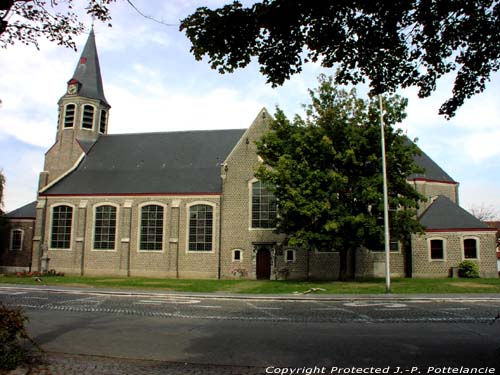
51,205,73,249
82,105,95,130
140,204,164,251
251,180,277,228
464,238,478,259
63,104,76,128
188,204,213,251
99,110,107,134
94,205,117,250
10,229,24,251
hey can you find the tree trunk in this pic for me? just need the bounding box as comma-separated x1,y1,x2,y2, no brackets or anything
339,249,348,281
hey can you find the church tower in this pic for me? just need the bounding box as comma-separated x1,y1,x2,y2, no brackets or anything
41,28,110,188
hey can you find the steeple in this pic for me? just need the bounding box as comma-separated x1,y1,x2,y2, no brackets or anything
42,27,111,188
66,27,109,106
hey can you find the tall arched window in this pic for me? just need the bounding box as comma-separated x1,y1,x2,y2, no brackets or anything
188,204,213,251
99,109,107,134
63,104,75,128
94,205,117,250
140,204,164,251
82,105,95,130
51,205,73,249
251,180,277,228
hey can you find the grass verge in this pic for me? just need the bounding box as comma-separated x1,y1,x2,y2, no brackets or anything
0,274,499,294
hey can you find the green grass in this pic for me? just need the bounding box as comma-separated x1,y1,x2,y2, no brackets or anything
1,274,499,294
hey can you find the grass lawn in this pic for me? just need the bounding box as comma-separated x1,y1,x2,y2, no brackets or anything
0,274,499,294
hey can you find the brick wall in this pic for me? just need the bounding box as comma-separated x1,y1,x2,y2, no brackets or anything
412,231,498,278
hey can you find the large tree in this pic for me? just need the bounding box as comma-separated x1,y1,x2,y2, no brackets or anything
0,0,114,50
181,0,500,118
255,75,424,280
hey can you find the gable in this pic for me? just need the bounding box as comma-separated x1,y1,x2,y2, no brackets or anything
419,195,490,230
42,129,245,195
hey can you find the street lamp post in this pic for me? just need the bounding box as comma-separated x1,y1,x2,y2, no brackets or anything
379,95,391,294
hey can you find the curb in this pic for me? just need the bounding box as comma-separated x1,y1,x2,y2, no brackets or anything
2,284,500,302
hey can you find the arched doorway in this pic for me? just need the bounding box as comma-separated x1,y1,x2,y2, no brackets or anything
256,248,271,280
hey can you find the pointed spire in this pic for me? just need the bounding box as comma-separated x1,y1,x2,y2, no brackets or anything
69,27,109,106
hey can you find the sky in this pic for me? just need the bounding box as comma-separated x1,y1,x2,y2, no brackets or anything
0,0,499,218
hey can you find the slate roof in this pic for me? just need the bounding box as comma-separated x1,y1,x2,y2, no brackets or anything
419,196,491,230
409,146,456,183
4,201,37,219
42,129,246,195
69,28,109,106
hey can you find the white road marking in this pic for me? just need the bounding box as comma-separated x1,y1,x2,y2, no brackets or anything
344,302,408,308
0,291,27,295
440,308,470,311
134,298,201,305
196,305,222,309
21,296,48,300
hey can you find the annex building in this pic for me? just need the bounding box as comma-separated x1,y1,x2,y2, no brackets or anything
1,31,497,279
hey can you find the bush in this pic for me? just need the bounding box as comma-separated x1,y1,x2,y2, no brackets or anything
0,304,30,369
458,260,480,278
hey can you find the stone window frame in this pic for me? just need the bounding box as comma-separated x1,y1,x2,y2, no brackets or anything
462,236,480,260
63,103,76,129
248,178,277,230
284,248,296,263
49,203,75,251
9,228,24,252
137,202,167,253
92,203,119,252
232,249,243,262
427,237,447,262
99,109,108,134
185,201,216,253
81,104,96,131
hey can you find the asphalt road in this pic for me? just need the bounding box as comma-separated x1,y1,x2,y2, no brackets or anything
1,286,500,372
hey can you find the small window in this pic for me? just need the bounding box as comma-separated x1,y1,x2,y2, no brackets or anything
464,238,478,259
232,249,242,262
64,104,75,128
10,229,23,251
99,110,107,134
430,239,444,260
285,249,295,262
94,205,117,250
82,105,94,130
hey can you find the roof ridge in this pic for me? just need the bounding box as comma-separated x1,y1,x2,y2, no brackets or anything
102,128,247,137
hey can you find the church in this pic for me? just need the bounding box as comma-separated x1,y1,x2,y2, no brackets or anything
1,30,497,280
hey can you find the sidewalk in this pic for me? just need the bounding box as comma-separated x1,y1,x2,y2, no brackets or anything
12,352,263,375
2,283,500,301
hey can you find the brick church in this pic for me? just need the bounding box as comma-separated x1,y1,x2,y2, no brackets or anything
1,30,497,279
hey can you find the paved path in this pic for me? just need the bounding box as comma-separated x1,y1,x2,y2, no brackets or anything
22,352,263,375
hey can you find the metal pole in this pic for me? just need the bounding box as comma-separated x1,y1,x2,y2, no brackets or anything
379,95,391,294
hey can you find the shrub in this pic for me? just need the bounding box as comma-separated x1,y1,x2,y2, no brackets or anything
458,260,480,278
0,304,32,369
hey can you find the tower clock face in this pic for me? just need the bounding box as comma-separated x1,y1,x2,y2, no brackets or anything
67,84,78,95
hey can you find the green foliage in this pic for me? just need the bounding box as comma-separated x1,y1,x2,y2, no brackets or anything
0,0,114,50
458,260,480,278
0,304,31,369
181,1,500,118
255,75,424,280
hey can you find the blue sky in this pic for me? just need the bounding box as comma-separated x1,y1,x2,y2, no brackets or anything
0,0,499,217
